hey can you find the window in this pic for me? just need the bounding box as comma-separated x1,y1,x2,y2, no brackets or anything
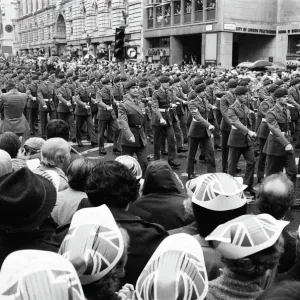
195,0,203,11
207,0,216,9
184,0,191,13
147,7,153,28
149,37,170,48
206,0,216,21
288,35,300,55
156,6,162,26
164,4,171,26
174,1,181,15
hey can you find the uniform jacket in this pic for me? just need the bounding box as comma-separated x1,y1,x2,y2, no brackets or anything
172,85,186,115
263,104,291,156
151,87,176,126
138,88,152,120
118,94,147,148
188,95,212,138
74,87,92,116
227,100,252,148
259,86,270,102
37,83,56,112
288,86,300,109
26,82,39,109
220,91,235,132
256,97,275,139
112,84,124,101
56,86,74,113
180,79,190,94
0,89,29,134
96,85,116,120
88,85,98,113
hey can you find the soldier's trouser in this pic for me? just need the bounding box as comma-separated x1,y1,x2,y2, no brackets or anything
76,115,97,143
58,112,76,140
208,118,221,147
228,146,256,188
266,153,297,187
257,138,267,181
40,110,56,138
122,145,148,176
28,107,38,133
173,120,183,149
221,130,230,172
296,118,300,146
98,119,121,151
92,110,99,131
177,112,188,140
153,125,176,161
186,136,216,175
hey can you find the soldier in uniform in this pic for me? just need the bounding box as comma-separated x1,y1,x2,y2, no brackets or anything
112,76,124,116
151,76,180,168
16,75,28,120
96,77,121,155
37,75,57,139
186,84,216,179
288,78,300,149
56,78,76,142
227,86,257,196
118,80,148,174
74,77,98,147
26,74,39,135
220,79,238,173
88,78,99,132
256,84,278,183
259,79,272,102
263,88,297,187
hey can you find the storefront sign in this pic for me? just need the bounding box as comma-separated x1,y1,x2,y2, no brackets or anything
146,48,170,56
205,60,217,67
153,55,161,60
206,24,213,31
235,27,276,35
224,23,236,31
286,60,300,67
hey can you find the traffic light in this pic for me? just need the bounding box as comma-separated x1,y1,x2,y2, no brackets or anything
114,27,125,61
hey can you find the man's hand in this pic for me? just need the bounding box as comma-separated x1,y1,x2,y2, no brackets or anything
85,105,90,109
43,105,47,109
67,102,72,107
106,106,113,111
160,118,167,125
248,130,257,138
208,124,215,131
285,144,294,152
128,136,135,143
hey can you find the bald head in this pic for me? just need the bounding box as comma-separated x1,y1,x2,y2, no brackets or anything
41,138,71,169
0,149,12,177
263,177,288,198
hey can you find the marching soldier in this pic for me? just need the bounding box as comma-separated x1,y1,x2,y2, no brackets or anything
74,77,98,147
259,79,272,102
118,80,148,174
88,78,99,132
96,77,121,155
56,78,76,142
263,88,297,187
186,84,216,179
227,86,257,197
37,75,57,139
26,74,39,135
151,76,180,168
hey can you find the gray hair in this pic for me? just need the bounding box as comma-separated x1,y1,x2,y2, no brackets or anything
41,138,71,168
0,149,12,177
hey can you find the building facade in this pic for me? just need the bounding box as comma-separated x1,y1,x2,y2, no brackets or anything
143,0,300,67
0,0,18,55
12,0,142,59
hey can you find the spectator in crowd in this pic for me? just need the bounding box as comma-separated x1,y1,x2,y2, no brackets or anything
51,158,93,225
22,137,45,156
33,138,70,192
257,173,296,273
205,214,288,300
192,173,248,280
0,131,27,170
59,205,129,300
0,168,58,267
256,281,300,300
30,119,81,172
0,149,12,178
129,160,189,230
0,250,85,300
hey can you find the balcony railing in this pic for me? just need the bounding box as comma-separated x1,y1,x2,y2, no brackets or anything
174,14,180,25
163,16,171,26
206,9,216,21
195,10,203,22
148,18,153,28
184,13,191,23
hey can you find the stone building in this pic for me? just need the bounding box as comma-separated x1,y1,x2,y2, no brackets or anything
12,0,142,59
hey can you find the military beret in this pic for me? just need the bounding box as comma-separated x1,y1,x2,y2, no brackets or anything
274,88,288,98
36,72,41,76
182,74,188,80
282,76,290,82
275,80,284,86
121,76,127,82
49,70,55,75
139,81,147,88
263,79,273,86
129,70,134,75
194,78,204,86
153,79,161,89
79,77,88,82
102,77,110,84
206,79,214,85
268,84,279,93
32,75,39,80
66,73,73,78
159,76,170,83
195,84,206,93
73,76,78,81
290,78,300,86
219,77,225,82
124,80,137,90
243,77,251,82
225,78,229,83
60,79,67,85
228,79,238,88
227,75,233,80
173,77,180,83
81,73,88,78
234,86,248,95
57,73,65,79
141,77,148,82
98,74,104,79
89,78,95,85
11,74,17,79
169,79,174,85
41,75,49,81
113,76,120,83
238,80,248,87
18,75,25,80
190,73,196,78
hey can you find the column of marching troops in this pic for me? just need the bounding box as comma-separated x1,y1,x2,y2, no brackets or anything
1,65,300,197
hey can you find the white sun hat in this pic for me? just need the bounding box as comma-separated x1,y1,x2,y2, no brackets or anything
136,233,208,300
0,250,85,300
191,173,247,211
59,205,124,285
206,214,289,259
115,155,143,179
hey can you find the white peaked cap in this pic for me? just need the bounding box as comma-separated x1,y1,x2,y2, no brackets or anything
59,205,124,285
191,173,247,211
136,233,208,300
0,250,85,300
115,155,142,179
206,214,289,259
